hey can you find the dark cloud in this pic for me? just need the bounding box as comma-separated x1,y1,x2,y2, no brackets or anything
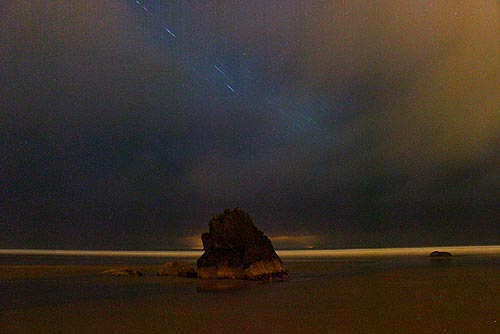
1,1,499,249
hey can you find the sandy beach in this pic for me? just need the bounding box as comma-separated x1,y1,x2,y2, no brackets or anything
1,255,500,334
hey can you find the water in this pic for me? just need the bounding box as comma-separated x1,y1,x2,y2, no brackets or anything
2,247,500,311
2,248,500,333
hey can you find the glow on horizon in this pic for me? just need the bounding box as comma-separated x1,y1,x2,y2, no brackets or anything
182,234,320,250
1,246,500,258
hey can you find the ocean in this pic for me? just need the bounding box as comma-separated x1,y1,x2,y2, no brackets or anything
1,247,500,333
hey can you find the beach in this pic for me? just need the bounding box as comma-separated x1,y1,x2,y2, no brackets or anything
1,251,500,333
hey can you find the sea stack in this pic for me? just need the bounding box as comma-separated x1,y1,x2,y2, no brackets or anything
197,208,288,280
430,251,452,257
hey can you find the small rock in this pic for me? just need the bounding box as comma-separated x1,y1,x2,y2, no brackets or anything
157,262,197,278
430,251,452,257
102,268,143,277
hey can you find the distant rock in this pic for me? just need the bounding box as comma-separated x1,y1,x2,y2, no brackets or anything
102,268,143,277
157,262,197,278
430,251,452,257
197,208,288,280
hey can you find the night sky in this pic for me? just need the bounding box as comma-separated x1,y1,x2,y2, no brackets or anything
1,1,499,250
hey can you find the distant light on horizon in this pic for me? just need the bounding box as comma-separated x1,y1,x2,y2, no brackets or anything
269,235,319,249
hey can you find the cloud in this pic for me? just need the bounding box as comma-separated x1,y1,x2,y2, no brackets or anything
1,1,498,248
301,2,500,171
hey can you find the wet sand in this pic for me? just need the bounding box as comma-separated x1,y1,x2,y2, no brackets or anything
1,260,500,333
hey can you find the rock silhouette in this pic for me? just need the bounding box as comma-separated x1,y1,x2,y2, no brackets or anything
430,251,452,257
197,208,288,280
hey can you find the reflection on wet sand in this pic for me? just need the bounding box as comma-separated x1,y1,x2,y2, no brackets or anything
196,279,254,293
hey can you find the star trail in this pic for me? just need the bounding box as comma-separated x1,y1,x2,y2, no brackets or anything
131,0,332,139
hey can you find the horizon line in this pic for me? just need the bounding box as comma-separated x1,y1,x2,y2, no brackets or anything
1,245,500,258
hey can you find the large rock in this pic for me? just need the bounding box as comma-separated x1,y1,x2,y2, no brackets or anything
197,208,288,280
